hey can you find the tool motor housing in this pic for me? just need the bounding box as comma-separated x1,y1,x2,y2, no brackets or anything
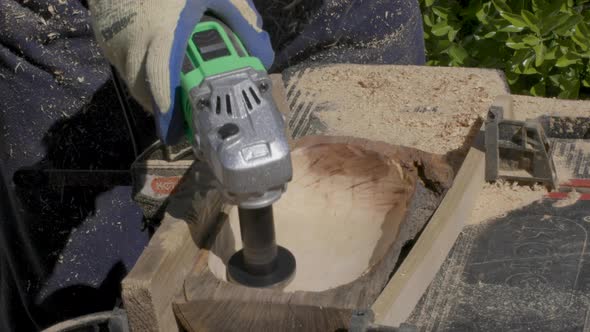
180,18,292,209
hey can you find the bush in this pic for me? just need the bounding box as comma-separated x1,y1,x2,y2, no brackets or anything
420,0,590,99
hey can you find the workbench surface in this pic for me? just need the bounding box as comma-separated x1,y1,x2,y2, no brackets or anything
409,199,590,331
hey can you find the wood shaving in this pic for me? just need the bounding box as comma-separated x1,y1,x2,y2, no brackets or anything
553,190,581,208
512,95,590,121
470,180,547,224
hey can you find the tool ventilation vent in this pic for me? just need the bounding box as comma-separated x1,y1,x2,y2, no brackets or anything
241,86,262,112
212,85,262,116
214,94,233,116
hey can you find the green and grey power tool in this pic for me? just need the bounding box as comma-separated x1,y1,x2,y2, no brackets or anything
180,17,295,288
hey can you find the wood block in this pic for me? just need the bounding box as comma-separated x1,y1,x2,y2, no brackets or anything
122,68,511,331
372,95,515,326
121,175,223,332
173,301,352,332
176,136,453,331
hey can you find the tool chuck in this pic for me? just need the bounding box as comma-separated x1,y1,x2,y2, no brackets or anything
227,205,296,288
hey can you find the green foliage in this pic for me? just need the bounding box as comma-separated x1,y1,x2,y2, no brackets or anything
420,0,590,99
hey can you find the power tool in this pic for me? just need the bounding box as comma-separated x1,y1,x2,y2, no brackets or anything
179,16,296,288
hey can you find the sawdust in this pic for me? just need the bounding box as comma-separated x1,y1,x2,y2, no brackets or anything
469,180,547,224
289,64,509,155
552,190,581,208
512,95,590,121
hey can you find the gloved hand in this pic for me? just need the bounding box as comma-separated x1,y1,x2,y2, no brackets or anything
87,0,274,144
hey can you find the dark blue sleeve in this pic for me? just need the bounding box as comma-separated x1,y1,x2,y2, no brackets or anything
254,0,426,71
0,0,152,329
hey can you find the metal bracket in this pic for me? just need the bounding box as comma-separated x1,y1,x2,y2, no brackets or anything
485,105,558,189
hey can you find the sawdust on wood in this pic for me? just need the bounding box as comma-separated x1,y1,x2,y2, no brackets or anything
289,65,509,155
469,180,547,224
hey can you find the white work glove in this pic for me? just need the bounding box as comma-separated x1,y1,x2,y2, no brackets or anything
88,0,274,144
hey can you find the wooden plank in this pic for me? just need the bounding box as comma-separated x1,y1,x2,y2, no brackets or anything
173,300,352,332
122,183,223,332
179,136,453,328
372,95,514,326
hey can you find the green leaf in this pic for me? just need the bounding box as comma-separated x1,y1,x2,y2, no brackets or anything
571,49,590,59
505,71,520,84
556,52,581,67
523,35,541,46
572,33,590,51
539,1,566,20
498,24,525,32
483,31,497,38
521,10,540,32
556,67,581,99
553,14,584,35
476,2,492,23
558,79,580,99
549,74,562,86
506,35,537,49
431,21,452,36
531,80,546,96
506,38,527,49
448,28,459,41
511,49,539,74
534,43,546,66
462,0,483,16
532,0,547,12
499,11,529,28
448,44,469,64
573,23,590,50
425,0,435,6
491,0,512,13
541,13,573,36
432,6,450,19
545,45,558,60
423,13,435,27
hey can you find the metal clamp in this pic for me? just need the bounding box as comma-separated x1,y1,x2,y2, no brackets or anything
485,104,558,189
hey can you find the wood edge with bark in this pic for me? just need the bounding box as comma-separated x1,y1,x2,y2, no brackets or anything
371,95,514,326
176,135,453,331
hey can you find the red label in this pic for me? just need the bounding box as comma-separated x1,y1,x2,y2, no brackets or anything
151,176,182,195
561,179,590,188
546,192,590,200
